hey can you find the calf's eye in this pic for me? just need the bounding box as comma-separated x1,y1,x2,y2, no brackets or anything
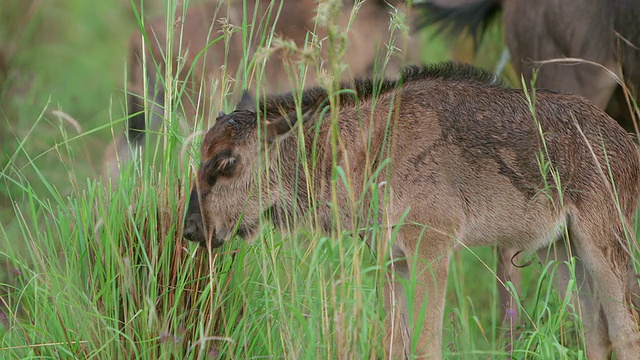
203,149,238,186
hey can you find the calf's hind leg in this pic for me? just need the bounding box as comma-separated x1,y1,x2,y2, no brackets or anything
569,212,640,360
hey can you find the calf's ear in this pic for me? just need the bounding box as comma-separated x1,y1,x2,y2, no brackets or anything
236,90,255,111
203,149,238,186
266,98,324,142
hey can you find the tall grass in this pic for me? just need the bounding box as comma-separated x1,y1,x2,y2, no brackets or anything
0,0,636,359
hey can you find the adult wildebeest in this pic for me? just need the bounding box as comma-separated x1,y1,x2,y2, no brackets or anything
183,62,640,359
103,0,420,180
416,0,640,334
416,0,640,130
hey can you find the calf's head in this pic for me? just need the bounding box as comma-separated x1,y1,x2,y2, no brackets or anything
183,100,319,248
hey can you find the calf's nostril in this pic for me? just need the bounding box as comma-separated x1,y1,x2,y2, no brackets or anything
183,214,207,243
183,220,197,240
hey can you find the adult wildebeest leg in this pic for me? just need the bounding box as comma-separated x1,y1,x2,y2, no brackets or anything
537,240,611,359
568,209,640,360
496,247,521,349
498,241,612,354
103,37,165,182
384,227,452,359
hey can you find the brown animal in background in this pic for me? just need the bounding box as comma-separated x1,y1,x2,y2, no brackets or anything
416,0,640,335
103,0,420,179
183,62,640,359
417,0,640,129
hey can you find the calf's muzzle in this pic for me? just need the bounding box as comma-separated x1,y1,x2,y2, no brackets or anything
183,189,206,246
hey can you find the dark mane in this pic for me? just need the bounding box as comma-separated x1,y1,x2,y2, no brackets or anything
259,61,505,117
401,62,504,87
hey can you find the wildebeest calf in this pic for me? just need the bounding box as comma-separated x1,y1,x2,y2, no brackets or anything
183,62,640,359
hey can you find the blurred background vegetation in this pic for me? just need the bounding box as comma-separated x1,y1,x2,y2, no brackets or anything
1,0,135,214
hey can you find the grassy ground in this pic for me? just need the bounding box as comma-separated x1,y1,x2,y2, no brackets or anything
0,0,627,358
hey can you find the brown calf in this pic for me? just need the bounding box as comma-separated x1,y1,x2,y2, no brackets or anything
103,0,420,180
183,62,640,359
